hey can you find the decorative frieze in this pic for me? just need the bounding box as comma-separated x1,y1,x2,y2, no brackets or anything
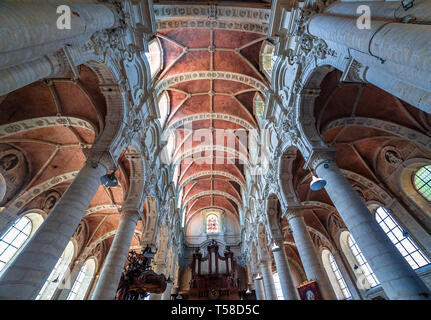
180,170,245,189
154,5,270,22
155,71,268,95
0,116,95,139
168,113,256,131
323,117,431,150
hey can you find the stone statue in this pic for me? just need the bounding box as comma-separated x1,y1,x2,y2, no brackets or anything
385,150,403,166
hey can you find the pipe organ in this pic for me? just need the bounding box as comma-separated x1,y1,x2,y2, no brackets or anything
188,240,239,299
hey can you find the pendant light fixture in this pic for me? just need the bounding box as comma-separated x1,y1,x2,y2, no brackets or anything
309,167,327,191
100,170,119,187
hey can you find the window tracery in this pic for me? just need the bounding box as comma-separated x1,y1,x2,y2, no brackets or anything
0,216,32,272
414,165,431,202
375,206,430,270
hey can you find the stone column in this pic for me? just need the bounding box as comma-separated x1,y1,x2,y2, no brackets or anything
287,212,336,300
312,152,431,300
253,275,265,300
0,159,110,299
259,260,278,300
91,209,140,300
162,256,178,300
307,12,431,114
0,2,117,69
0,2,118,96
332,250,363,300
307,14,431,75
272,243,298,300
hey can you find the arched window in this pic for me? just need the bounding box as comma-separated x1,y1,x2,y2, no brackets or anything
0,216,31,272
414,165,431,202
206,214,219,233
36,241,74,300
260,41,275,79
347,234,380,288
67,258,96,300
272,272,283,300
321,249,351,300
375,206,430,270
0,213,44,274
254,92,265,118
145,39,162,78
158,91,169,128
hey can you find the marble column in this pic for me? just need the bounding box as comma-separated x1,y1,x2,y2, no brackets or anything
259,260,278,300
91,209,140,300
307,12,431,114
0,2,118,96
0,2,117,69
287,213,336,300
253,275,265,300
0,159,110,299
308,14,431,75
313,152,431,300
272,243,298,300
162,256,177,300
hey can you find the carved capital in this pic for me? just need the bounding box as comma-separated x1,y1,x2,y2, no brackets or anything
85,149,116,171
284,206,304,221
271,237,285,250
341,58,369,84
304,148,336,171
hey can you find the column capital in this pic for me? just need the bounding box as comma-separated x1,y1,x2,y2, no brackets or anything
85,149,117,171
284,206,305,221
119,208,141,221
270,237,285,250
253,273,263,281
304,148,336,171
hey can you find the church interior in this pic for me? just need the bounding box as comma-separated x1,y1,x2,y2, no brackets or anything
0,0,431,301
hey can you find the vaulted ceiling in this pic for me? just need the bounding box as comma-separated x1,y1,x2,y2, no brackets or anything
154,26,269,224
0,65,144,251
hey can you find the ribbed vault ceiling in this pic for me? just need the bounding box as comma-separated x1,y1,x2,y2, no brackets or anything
155,26,269,224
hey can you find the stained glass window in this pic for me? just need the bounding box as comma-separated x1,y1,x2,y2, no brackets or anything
375,206,430,270
206,214,219,233
414,165,431,201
